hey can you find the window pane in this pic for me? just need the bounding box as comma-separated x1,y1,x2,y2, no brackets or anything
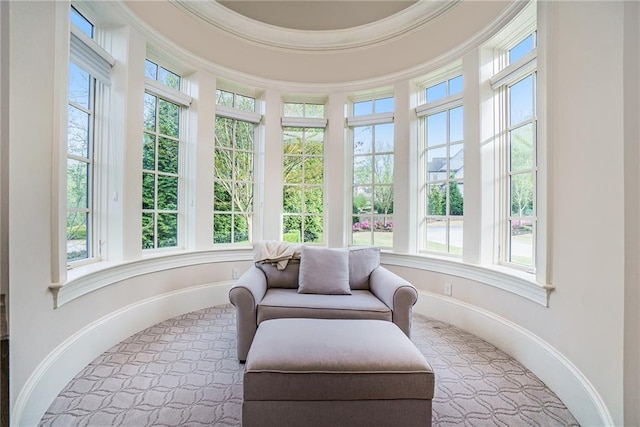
283,155,302,184
157,213,178,248
142,172,155,210
283,215,302,242
157,175,178,210
427,111,446,147
158,137,178,174
159,67,180,90
449,143,464,179
144,60,158,80
306,129,324,155
143,93,157,132
509,74,534,126
373,215,393,247
352,215,372,245
67,105,90,157
374,123,394,152
374,155,393,184
353,186,372,214
284,128,303,155
214,148,233,180
449,181,464,216
510,219,534,266
449,75,463,95
449,106,463,143
235,121,254,150
304,157,323,184
143,133,156,170
374,97,394,113
216,90,234,107
284,103,304,117
353,156,372,185
158,99,180,138
283,185,302,213
304,187,323,214
234,214,249,243
70,7,93,38
215,117,233,148
353,100,372,116
67,159,88,209
426,218,447,252
510,172,534,216
426,82,446,102
450,218,463,255
214,182,231,211
427,146,447,181
374,185,393,216
354,126,372,154
235,94,255,112
142,212,155,249
213,214,232,243
510,123,534,171
68,62,90,108
306,104,324,118
303,216,323,243
509,34,534,64
427,184,446,215
67,211,88,261
235,182,253,212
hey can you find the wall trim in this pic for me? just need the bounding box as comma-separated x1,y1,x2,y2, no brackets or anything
413,291,614,426
11,280,234,427
49,248,253,308
381,252,553,306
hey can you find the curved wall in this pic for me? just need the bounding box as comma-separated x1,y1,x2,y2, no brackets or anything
7,1,638,426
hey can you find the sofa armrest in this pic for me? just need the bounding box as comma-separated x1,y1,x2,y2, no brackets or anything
369,266,418,338
229,266,268,361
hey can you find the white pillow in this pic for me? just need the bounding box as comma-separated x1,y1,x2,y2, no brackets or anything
298,247,351,295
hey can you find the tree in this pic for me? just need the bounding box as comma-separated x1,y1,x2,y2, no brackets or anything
427,185,445,216
373,154,394,225
449,181,464,216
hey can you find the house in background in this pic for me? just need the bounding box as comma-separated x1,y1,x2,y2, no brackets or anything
0,0,639,426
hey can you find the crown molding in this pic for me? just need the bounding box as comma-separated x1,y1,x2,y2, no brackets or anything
169,0,460,53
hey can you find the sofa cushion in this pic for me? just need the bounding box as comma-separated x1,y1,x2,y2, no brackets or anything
256,260,299,289
349,246,381,290
298,247,351,295
257,289,391,324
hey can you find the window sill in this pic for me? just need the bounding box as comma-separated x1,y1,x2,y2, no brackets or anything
48,247,254,309
380,252,554,306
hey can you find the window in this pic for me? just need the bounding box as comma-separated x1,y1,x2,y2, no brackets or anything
491,32,537,270
142,60,184,250
282,103,326,243
418,75,464,255
66,6,113,263
213,89,260,244
348,96,394,247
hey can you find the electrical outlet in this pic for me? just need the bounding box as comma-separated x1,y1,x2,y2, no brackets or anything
444,283,452,296
232,268,240,279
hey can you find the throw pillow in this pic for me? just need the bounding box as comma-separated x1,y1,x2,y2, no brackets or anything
349,246,381,290
298,247,351,295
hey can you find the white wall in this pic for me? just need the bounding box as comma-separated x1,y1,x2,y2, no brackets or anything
6,1,639,426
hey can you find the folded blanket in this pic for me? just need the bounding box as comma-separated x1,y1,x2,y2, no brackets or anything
253,240,303,270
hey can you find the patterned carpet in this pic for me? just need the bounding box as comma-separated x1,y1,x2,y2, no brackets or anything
40,304,579,426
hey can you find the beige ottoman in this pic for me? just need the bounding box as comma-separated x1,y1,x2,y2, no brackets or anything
243,318,434,427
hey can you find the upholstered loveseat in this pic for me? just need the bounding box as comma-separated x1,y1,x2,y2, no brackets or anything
229,243,418,361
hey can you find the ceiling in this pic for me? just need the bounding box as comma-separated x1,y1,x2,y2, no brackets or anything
217,1,417,31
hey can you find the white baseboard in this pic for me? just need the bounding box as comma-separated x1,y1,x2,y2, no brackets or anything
414,291,613,427
11,281,233,427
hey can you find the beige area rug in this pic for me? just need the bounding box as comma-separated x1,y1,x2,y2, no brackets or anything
40,304,579,426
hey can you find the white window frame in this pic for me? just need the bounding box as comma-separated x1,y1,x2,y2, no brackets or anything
281,101,327,244
142,70,190,252
347,94,395,248
65,14,114,268
213,90,261,245
417,71,464,256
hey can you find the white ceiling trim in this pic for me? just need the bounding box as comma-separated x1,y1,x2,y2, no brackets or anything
170,0,460,53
